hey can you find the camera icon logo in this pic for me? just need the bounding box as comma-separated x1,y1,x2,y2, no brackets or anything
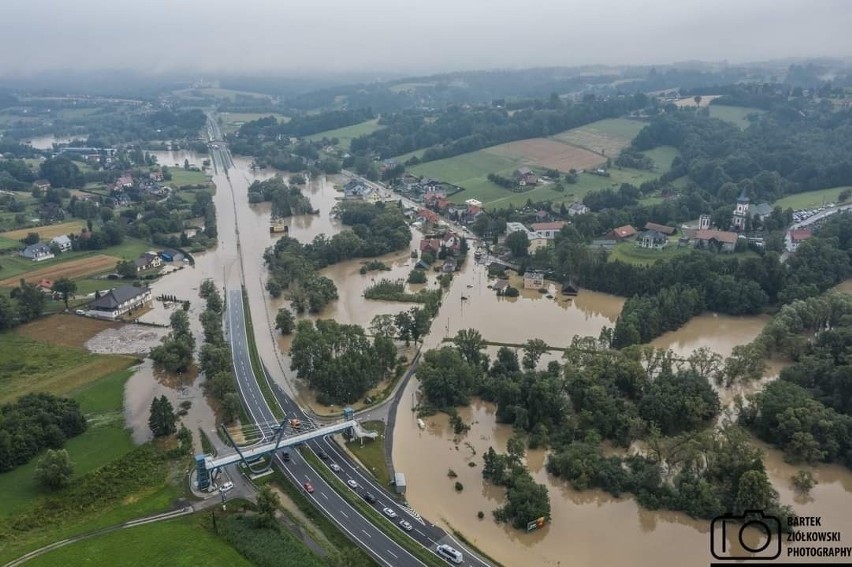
711,510,781,561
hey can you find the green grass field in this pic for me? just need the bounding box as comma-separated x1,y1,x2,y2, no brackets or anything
410,144,679,209
708,105,764,129
27,514,252,567
169,168,210,187
550,118,647,156
607,241,693,265
0,368,136,518
306,118,384,150
773,186,852,210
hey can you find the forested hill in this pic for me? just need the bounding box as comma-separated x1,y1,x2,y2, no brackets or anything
350,94,648,161
632,101,852,200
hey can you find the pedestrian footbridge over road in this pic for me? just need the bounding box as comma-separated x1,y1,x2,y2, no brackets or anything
195,408,374,490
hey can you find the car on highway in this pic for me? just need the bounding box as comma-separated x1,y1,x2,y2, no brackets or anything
329,463,342,472
303,482,314,494
346,479,359,489
219,481,234,493
364,492,377,503
282,451,290,462
399,520,413,532
318,450,328,459
382,507,397,518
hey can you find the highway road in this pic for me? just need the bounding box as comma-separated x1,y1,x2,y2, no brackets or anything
208,111,491,566
226,288,425,567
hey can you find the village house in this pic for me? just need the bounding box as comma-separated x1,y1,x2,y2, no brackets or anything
419,238,441,254
37,279,54,292
505,222,529,235
513,167,538,186
149,171,164,182
492,279,510,294
343,180,370,199
531,221,567,240
753,202,774,221
88,285,152,319
523,271,546,289
20,243,55,262
562,280,579,296
32,179,51,193
694,229,739,252
116,174,133,189
441,259,457,273
535,209,550,222
418,208,439,225
607,224,637,241
644,222,676,236
134,252,163,272
51,234,72,252
636,230,669,250
37,203,65,222
568,202,590,216
528,233,549,253
786,229,813,252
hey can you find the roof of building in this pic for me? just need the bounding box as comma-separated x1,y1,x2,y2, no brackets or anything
754,202,774,217
737,187,749,203
611,225,637,238
531,221,567,232
516,167,534,175
696,229,738,245
638,230,669,240
21,243,52,256
789,229,813,241
524,271,544,279
51,235,72,246
89,285,148,310
492,279,509,290
506,222,529,233
569,202,589,211
644,222,676,235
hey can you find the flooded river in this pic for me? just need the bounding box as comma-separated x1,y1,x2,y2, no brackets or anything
114,146,852,565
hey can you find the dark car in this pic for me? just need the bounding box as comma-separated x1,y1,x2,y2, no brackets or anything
318,450,329,460
282,452,290,462
364,492,377,503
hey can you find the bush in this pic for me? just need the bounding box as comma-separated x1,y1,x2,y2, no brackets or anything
455,481,464,492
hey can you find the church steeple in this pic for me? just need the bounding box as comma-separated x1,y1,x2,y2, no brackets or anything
737,187,749,203
732,187,749,231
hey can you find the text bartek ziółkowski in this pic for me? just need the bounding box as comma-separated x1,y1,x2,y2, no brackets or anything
787,516,852,558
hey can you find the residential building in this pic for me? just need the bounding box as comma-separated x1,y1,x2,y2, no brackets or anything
343,180,369,199
420,238,441,254
695,229,738,252
528,234,549,253
607,225,637,241
561,280,579,296
441,260,457,273
505,222,529,235
418,208,439,224
116,174,134,188
88,285,152,319
20,243,55,262
513,167,538,186
786,229,813,252
568,202,590,216
698,214,712,230
51,234,72,252
492,279,509,294
644,222,676,236
32,179,51,193
523,271,545,289
731,187,749,231
134,252,163,272
636,230,669,250
530,221,567,239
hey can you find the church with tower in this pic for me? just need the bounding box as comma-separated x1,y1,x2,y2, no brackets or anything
731,187,749,231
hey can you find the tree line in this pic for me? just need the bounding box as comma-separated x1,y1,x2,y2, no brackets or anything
741,292,852,468
0,393,87,473
150,308,195,374
197,280,242,423
415,331,792,524
349,94,648,161
247,176,314,217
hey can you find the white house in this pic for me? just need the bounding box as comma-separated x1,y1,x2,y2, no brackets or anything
505,222,529,235
51,234,72,253
568,202,590,216
20,243,55,262
88,285,152,319
530,221,567,239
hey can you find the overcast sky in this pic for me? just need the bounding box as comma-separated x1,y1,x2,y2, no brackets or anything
1,0,850,76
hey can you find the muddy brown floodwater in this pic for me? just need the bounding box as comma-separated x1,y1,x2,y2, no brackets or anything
121,147,852,565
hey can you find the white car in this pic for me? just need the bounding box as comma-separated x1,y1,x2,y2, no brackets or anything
399,520,413,531
346,479,359,489
330,463,342,472
219,481,234,493
383,507,397,518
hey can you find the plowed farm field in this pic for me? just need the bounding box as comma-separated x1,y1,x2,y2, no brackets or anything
0,254,118,286
483,138,605,171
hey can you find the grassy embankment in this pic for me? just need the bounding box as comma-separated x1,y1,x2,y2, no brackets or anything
345,420,389,486
773,186,852,211
306,118,384,151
